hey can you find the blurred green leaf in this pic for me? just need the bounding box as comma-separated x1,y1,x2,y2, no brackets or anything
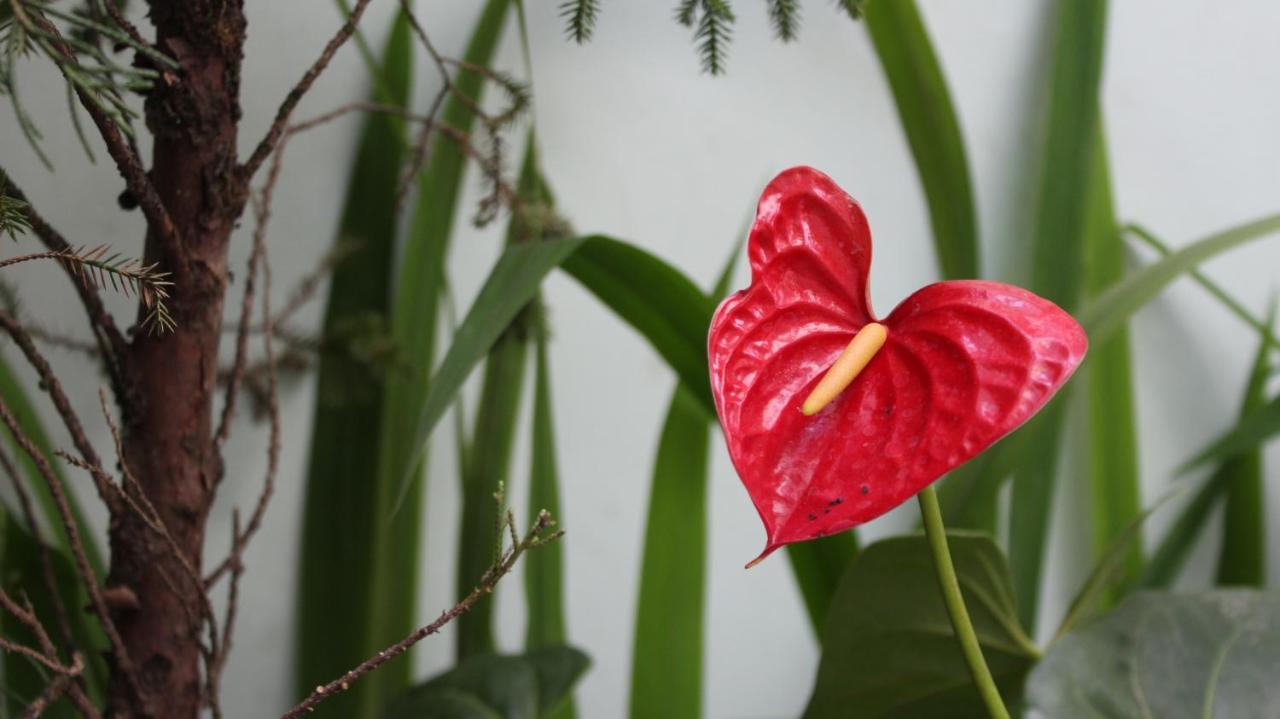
294,12,413,717
785,534,858,636
629,234,742,718
457,138,547,660
1179,394,1279,475
803,533,1038,718
1027,591,1280,718
1080,138,1142,603
630,386,710,719
0,505,107,714
371,0,514,689
384,646,590,719
1009,0,1110,631
1078,212,1280,344
525,323,567,650
560,237,716,417
1143,306,1274,588
0,355,103,577
864,0,978,281
395,235,586,513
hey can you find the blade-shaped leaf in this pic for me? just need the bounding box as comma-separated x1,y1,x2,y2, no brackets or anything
1080,137,1142,602
369,0,513,693
0,354,103,577
864,0,978,281
1028,591,1280,718
0,505,107,714
1179,393,1280,474
629,386,710,719
294,12,412,717
784,534,858,636
457,137,551,660
560,237,716,417
394,235,586,513
803,533,1038,718
525,327,567,652
1009,0,1110,632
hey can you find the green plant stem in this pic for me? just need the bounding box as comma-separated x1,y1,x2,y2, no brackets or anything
916,485,1010,719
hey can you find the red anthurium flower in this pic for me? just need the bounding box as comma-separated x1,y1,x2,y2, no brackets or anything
709,166,1087,566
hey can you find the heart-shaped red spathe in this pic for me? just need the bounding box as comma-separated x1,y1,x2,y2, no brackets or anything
709,166,1087,565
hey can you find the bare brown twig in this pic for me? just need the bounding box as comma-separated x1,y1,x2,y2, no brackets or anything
240,0,377,180
280,506,562,719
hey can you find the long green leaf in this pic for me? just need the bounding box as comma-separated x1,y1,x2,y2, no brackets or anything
1080,138,1142,602
369,0,513,694
629,386,710,719
0,505,107,714
1078,212,1280,344
456,136,550,659
395,236,587,514
1180,394,1280,474
863,0,978,281
1215,304,1274,586
294,13,412,718
1009,0,1110,630
560,238,716,417
0,354,103,577
629,234,743,718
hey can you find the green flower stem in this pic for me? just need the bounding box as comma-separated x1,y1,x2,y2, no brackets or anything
917,485,1010,719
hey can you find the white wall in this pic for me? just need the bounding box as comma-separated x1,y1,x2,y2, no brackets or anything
2,1,1278,716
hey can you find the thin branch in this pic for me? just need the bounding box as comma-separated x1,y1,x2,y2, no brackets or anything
19,652,85,719
280,509,562,719
239,0,376,179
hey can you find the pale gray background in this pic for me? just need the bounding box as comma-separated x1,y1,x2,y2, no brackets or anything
2,1,1278,716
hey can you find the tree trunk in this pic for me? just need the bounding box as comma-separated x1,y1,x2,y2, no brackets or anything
105,3,246,716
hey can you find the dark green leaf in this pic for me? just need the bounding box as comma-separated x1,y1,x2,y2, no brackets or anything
784,534,858,636
630,386,710,719
384,647,590,719
0,504,107,713
803,533,1038,718
525,324,567,652
560,237,716,417
1028,591,1280,718
294,12,413,717
0,354,103,577
1081,137,1142,602
864,0,978,280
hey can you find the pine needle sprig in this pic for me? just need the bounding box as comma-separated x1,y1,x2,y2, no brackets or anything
674,0,699,27
559,0,600,44
0,192,31,241
768,0,800,41
0,245,174,333
694,0,735,75
1,0,176,165
833,0,865,20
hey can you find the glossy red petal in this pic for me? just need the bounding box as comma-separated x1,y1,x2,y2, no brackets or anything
709,168,1087,565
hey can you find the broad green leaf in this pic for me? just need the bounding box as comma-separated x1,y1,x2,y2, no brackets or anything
1009,0,1110,632
560,238,716,417
294,13,412,717
394,235,586,512
384,647,590,719
1215,303,1274,586
1027,591,1280,718
0,505,107,714
1078,212,1280,344
864,0,978,281
457,138,545,660
1080,137,1142,602
803,533,1038,718
0,354,103,577
630,386,710,719
1144,307,1274,588
785,533,858,636
372,0,513,692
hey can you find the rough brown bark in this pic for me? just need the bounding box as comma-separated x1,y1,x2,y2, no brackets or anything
105,3,246,716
